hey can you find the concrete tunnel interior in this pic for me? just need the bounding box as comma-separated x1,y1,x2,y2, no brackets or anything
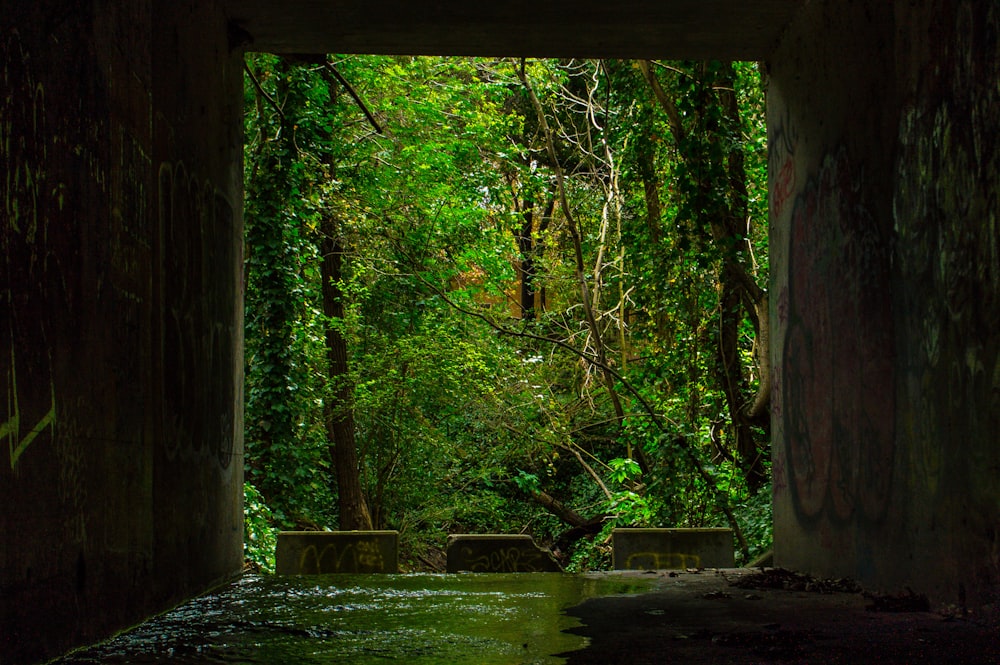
2,1,999,662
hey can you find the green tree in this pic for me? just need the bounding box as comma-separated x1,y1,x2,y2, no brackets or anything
636,60,769,491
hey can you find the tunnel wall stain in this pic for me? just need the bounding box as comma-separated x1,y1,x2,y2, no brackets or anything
0,2,244,663
771,0,1000,611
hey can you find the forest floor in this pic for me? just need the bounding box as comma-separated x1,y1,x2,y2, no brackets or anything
561,568,1000,664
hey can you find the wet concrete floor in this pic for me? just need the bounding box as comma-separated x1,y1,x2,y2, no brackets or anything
563,569,1000,664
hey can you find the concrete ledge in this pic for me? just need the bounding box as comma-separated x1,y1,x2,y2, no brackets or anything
276,531,399,574
612,528,735,570
446,534,562,572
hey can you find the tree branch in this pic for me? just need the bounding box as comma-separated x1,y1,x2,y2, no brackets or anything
529,489,589,527
321,61,384,135
557,442,614,501
638,60,684,145
244,61,285,123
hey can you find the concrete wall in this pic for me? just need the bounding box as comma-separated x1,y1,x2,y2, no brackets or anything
771,0,1000,611
0,1,245,662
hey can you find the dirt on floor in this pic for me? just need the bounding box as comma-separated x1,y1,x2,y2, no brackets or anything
561,568,1000,664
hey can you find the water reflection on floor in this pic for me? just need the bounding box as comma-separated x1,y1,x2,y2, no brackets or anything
55,573,655,664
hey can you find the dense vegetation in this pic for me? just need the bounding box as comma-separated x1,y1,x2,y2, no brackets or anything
241,56,771,572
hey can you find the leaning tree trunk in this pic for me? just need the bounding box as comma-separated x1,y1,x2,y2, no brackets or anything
321,217,373,531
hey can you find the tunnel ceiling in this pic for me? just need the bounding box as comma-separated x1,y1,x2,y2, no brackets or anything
223,0,805,59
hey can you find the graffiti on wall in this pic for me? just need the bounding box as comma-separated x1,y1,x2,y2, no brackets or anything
782,147,896,525
769,107,799,220
893,0,1000,501
157,161,237,470
110,124,153,380
2,348,57,471
459,546,554,573
1,29,58,472
3,26,158,474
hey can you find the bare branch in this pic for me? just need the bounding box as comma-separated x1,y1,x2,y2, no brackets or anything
517,61,628,431
321,61,384,136
244,61,285,123
638,60,684,146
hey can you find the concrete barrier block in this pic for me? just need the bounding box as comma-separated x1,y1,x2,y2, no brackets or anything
612,528,735,570
446,534,562,572
276,530,399,574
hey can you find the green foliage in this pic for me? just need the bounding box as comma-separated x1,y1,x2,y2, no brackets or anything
513,470,542,495
241,55,771,571
608,458,642,484
734,482,774,565
243,482,278,573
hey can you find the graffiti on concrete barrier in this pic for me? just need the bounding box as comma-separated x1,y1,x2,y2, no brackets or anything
782,146,896,525
624,552,702,570
299,540,387,573
460,546,550,572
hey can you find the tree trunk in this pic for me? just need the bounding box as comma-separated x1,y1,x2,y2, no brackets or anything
717,269,767,491
513,194,554,321
636,140,671,341
530,489,589,527
321,217,373,531
641,60,769,492
516,203,537,320
744,294,771,426
715,63,768,490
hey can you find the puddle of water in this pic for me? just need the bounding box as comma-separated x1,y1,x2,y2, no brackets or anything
54,573,654,664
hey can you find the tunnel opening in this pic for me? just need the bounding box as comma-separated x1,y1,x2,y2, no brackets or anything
229,0,797,579
237,52,773,576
